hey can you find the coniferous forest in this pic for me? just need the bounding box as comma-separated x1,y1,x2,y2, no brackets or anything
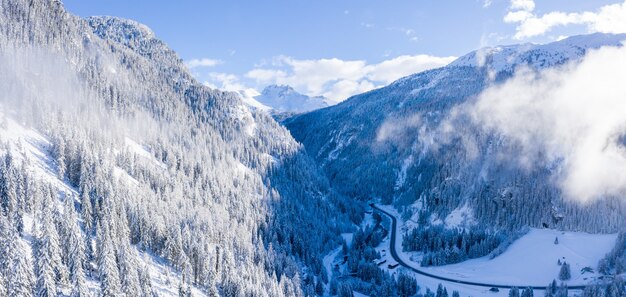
1,1,626,297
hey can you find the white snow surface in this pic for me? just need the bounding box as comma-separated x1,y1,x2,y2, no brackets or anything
235,88,272,111
0,115,76,196
374,204,617,297
449,33,626,73
0,112,209,296
423,228,616,286
123,136,168,169
254,85,328,113
443,204,476,229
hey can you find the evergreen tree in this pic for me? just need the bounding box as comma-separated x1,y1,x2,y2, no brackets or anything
508,287,519,297
397,273,418,297
546,279,558,296
337,282,353,297
118,244,141,296
80,187,93,234
521,287,534,297
0,213,12,278
434,283,450,297
559,262,571,281
98,224,121,297
35,216,61,297
138,266,155,297
314,278,324,296
54,139,66,180
70,267,90,297
0,273,7,297
8,230,35,297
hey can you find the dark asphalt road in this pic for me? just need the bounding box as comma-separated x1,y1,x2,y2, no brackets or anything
370,204,586,291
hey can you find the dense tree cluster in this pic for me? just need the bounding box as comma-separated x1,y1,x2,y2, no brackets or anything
581,277,626,297
286,35,626,236
333,217,464,297
0,0,362,295
598,232,626,275
402,225,504,266
337,223,399,295
543,280,569,297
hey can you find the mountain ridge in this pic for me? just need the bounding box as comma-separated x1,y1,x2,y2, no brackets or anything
285,32,626,234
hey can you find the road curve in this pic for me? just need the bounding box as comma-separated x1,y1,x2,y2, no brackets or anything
370,204,586,291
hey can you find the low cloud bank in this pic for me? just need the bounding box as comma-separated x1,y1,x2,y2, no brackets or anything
462,43,626,202
376,42,626,203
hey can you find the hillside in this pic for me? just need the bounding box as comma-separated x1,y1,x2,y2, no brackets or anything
0,1,360,296
285,33,626,233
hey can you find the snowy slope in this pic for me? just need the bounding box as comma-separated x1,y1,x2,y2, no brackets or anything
285,33,626,234
422,228,616,286
235,88,273,111
0,112,209,296
254,85,329,113
0,1,358,296
0,115,75,196
449,33,626,73
373,205,615,296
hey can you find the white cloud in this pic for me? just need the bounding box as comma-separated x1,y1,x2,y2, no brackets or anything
203,72,245,91
201,73,269,111
245,69,287,83
367,55,456,83
246,54,456,103
505,0,626,39
483,0,493,8
185,58,223,69
459,44,626,202
510,0,535,12
324,79,376,103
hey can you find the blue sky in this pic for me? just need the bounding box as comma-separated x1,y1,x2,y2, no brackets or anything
64,0,626,102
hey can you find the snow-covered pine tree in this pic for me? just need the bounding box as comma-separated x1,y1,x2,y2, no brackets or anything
521,287,534,297
559,262,571,281
117,243,141,296
0,272,7,297
97,221,122,297
138,265,155,297
7,226,35,297
35,188,68,297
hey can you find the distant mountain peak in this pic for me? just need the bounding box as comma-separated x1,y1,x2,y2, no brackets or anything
261,84,298,95
254,84,329,113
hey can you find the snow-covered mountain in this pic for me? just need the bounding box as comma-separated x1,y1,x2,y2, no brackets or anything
449,32,626,73
252,85,329,114
0,1,360,296
285,33,626,235
3,1,626,295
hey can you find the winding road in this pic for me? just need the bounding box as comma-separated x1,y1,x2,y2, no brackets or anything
370,204,586,291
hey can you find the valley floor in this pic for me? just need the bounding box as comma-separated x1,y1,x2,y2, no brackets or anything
352,205,617,297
